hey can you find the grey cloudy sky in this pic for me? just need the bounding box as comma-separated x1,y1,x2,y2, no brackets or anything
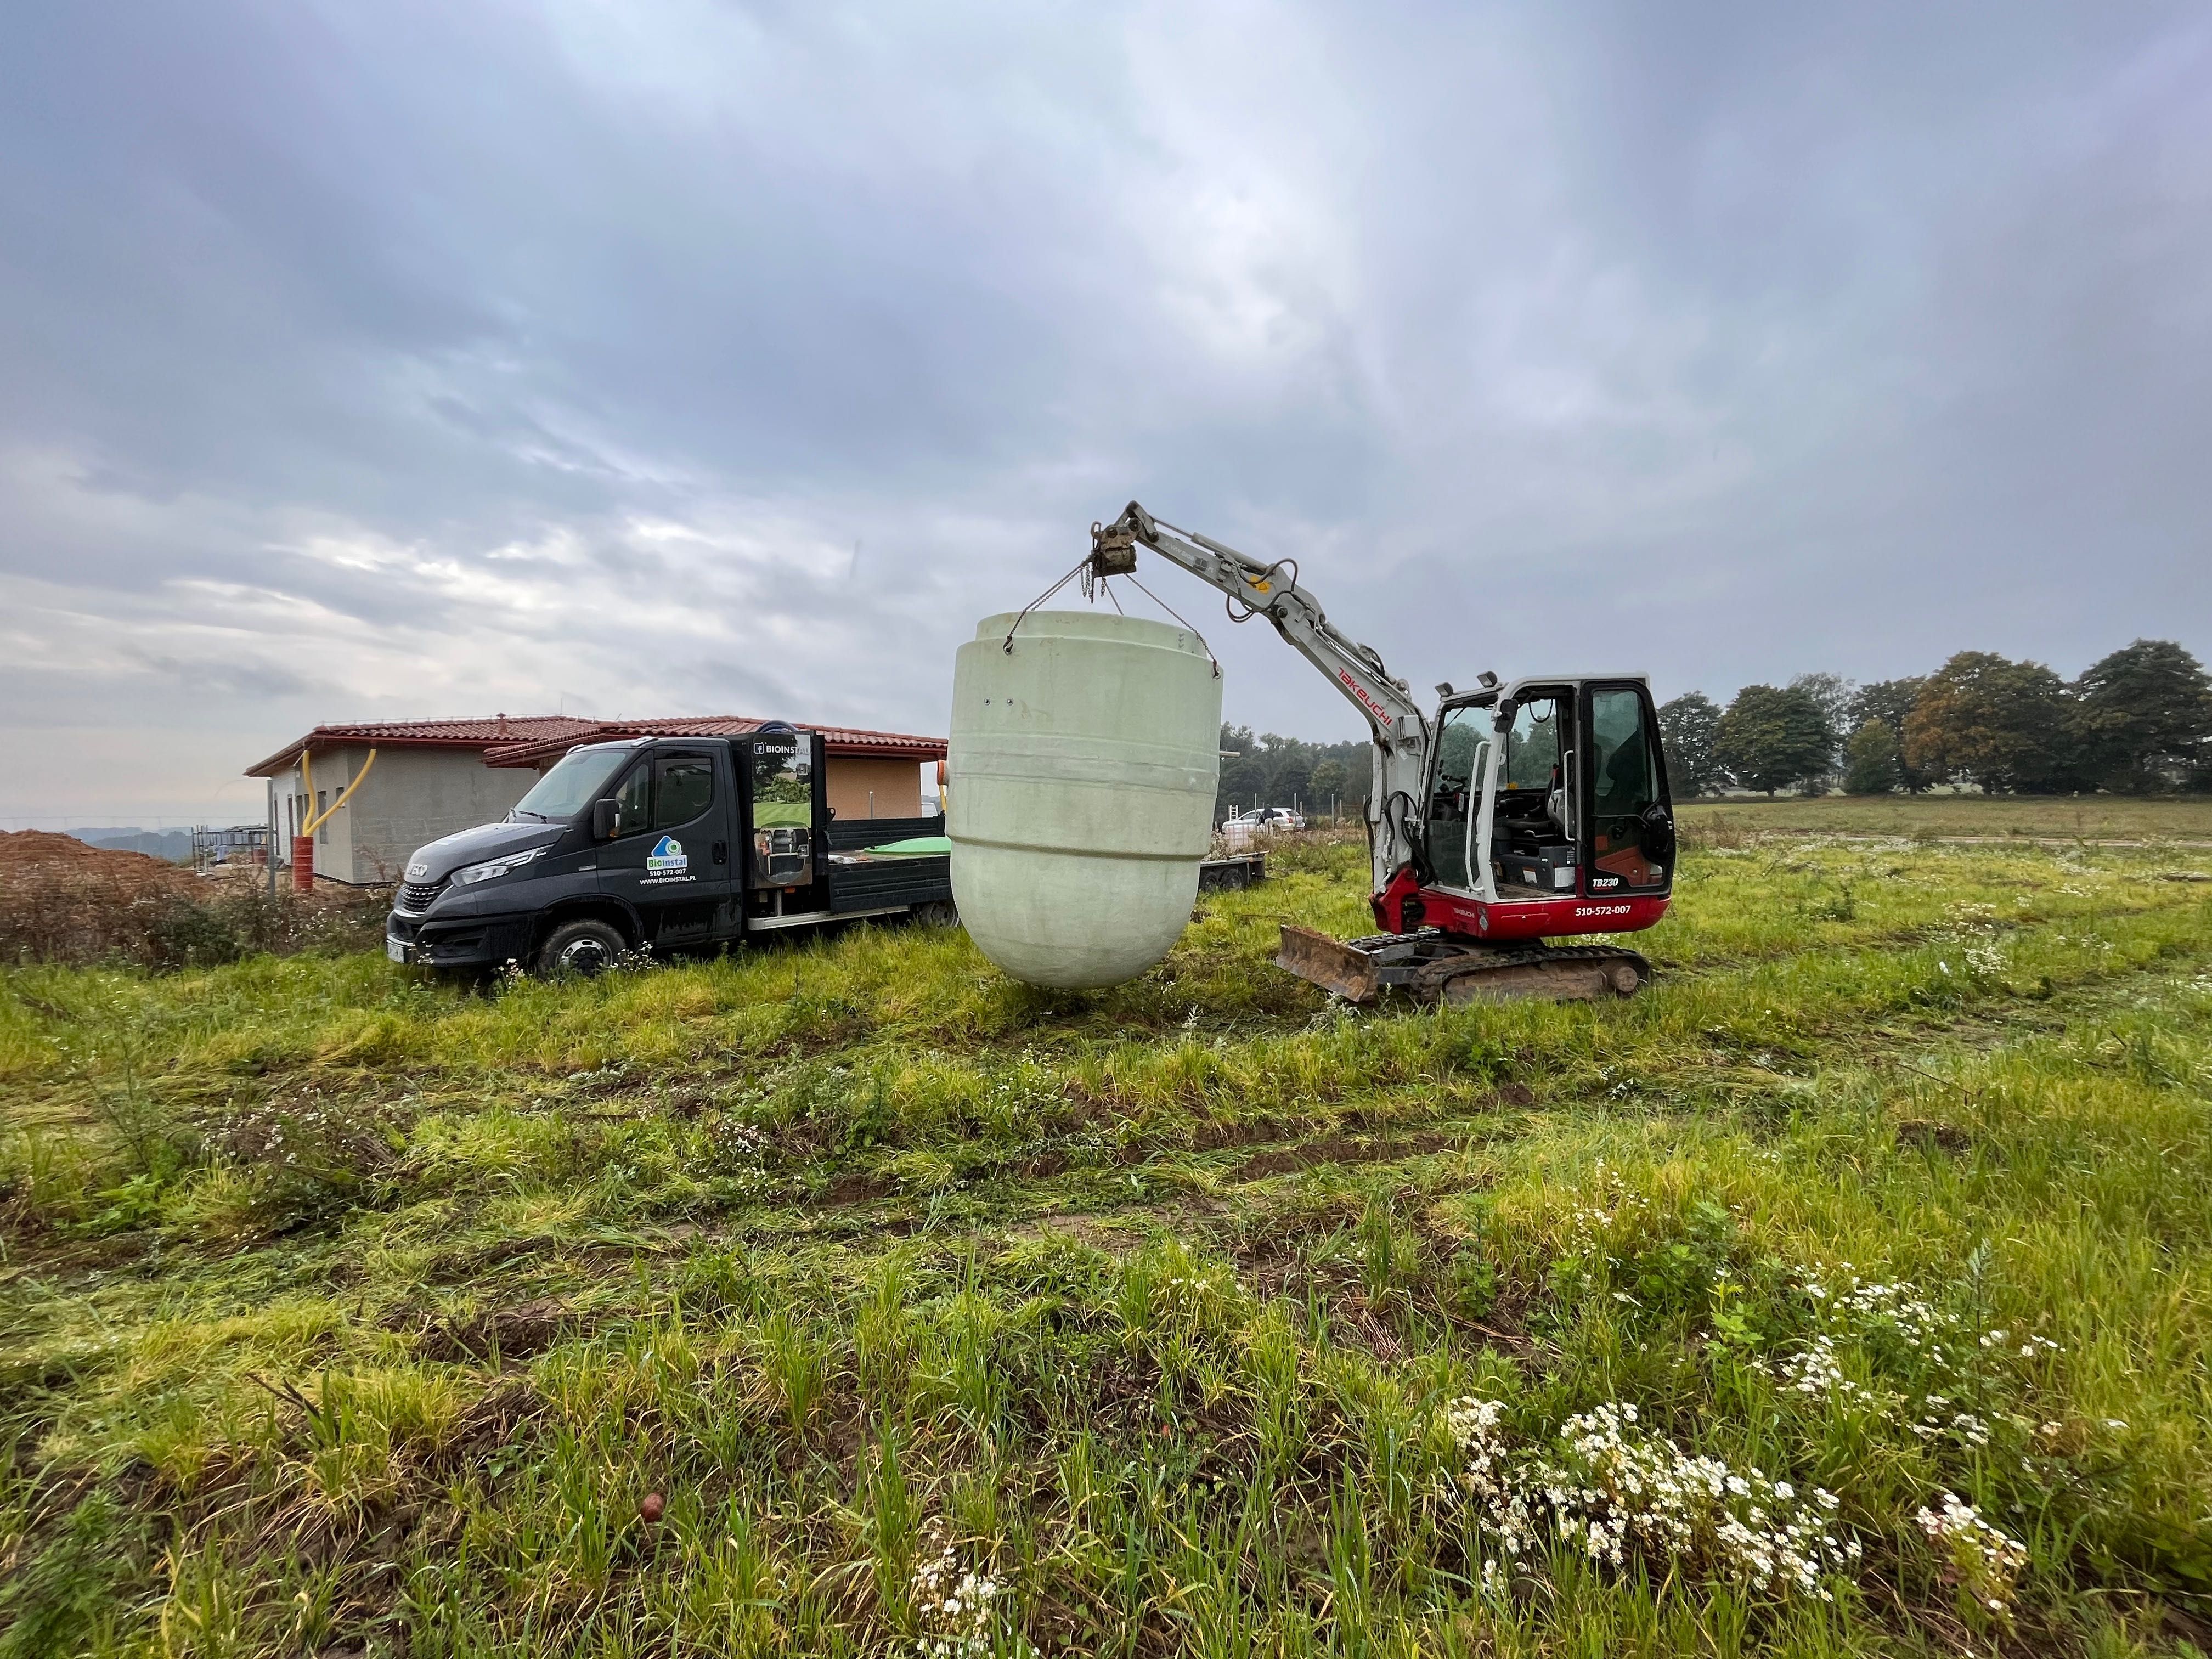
3,2,2208,824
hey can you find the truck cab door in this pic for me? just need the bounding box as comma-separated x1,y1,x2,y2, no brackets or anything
739,731,831,927
596,746,735,947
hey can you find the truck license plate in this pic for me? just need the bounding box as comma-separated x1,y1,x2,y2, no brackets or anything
387,939,409,963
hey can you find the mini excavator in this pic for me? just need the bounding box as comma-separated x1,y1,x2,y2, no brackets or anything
1087,502,1677,1005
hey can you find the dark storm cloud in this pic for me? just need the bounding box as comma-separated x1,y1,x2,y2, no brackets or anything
2,1,2208,820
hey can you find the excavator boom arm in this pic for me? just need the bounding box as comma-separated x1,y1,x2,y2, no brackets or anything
1090,501,1430,893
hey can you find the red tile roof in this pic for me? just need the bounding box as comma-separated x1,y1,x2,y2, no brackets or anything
482,718,945,767
246,714,944,776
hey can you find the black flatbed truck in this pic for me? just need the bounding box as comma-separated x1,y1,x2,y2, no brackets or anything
386,729,955,975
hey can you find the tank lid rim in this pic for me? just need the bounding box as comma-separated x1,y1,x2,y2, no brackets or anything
970,610,1211,653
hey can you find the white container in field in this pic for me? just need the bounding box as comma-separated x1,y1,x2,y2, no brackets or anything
949,610,1223,989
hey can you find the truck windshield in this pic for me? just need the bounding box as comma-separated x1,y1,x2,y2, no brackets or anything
509,746,634,822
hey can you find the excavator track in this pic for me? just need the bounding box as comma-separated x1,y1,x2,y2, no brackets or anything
1410,941,1649,1005
1277,924,1650,1006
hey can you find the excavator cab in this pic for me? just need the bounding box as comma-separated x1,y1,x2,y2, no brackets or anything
1416,676,1673,915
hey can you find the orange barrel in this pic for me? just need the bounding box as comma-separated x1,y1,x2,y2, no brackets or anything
291,835,315,892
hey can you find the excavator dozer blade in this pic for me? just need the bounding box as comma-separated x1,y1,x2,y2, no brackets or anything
1276,924,1380,1002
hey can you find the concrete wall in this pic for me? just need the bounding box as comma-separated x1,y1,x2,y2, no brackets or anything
276,747,535,884
347,748,537,882
825,756,928,821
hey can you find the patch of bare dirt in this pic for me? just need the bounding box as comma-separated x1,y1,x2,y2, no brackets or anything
1895,1118,1973,1153
1234,1131,1453,1182
409,1297,590,1363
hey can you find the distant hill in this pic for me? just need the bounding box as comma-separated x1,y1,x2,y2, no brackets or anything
69,827,194,863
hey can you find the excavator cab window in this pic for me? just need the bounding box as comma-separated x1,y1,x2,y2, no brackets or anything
1486,693,1579,896
1492,697,1566,834
1423,706,1489,890
1503,699,1562,795
1583,684,1672,893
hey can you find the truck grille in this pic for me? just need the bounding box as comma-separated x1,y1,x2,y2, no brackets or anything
398,881,442,913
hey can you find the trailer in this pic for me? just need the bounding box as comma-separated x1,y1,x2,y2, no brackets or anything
385,728,953,975
1197,851,1267,891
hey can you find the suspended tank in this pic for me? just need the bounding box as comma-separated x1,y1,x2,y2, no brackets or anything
949,611,1223,989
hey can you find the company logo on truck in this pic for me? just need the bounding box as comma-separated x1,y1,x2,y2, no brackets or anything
646,836,687,874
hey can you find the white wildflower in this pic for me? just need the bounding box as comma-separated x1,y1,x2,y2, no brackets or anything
909,1521,1003,1658
1442,1396,1855,1600
1915,1491,2028,1615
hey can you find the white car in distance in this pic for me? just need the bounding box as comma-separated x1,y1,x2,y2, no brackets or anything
1221,806,1307,835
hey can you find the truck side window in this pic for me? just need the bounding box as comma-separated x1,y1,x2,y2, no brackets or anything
610,764,651,838
653,755,715,830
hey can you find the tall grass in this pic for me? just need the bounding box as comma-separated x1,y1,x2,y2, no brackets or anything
1,821,2208,1655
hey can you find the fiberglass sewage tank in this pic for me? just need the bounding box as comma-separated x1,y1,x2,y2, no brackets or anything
949,611,1223,989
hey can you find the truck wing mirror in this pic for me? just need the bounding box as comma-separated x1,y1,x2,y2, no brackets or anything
592,799,617,840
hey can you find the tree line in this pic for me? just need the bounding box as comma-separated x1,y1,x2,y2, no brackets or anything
1658,640,2212,798
1214,637,2211,819
1216,726,1370,822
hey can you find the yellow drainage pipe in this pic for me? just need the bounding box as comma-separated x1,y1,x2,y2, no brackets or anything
292,747,378,893
303,747,377,835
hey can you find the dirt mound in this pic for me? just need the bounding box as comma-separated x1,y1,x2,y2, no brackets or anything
0,830,198,896
0,831,386,968
2,831,206,965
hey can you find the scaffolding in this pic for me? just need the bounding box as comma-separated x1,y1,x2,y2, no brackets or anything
191,824,272,876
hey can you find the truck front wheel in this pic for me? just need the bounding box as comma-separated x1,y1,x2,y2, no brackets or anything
537,918,627,976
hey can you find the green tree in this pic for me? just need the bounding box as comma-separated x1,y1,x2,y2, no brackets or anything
1903,651,2074,793
1842,719,1902,795
1787,673,1854,786
1657,692,1725,796
1849,677,1934,792
2067,639,2212,794
1716,684,1833,795
1308,759,1349,818
1215,724,1368,822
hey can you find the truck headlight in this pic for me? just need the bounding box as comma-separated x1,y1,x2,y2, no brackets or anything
453,846,546,886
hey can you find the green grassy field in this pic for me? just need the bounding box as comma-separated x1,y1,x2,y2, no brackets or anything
3,812,2210,1656
1681,794,2212,842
